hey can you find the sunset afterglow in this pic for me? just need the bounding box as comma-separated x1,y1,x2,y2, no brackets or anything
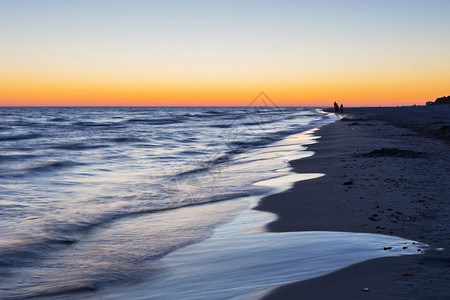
1,1,449,106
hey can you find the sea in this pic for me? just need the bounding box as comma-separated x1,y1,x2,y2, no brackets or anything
0,107,424,299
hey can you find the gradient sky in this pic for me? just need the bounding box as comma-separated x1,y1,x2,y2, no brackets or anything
1,0,449,106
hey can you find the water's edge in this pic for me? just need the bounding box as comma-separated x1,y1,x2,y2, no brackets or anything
101,129,427,300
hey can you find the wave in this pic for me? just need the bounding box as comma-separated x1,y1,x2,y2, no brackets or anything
3,283,99,300
182,110,230,118
206,110,221,114
0,133,42,142
178,150,205,155
51,143,109,151
174,134,280,178
0,154,36,162
74,121,124,128
173,123,321,181
217,114,247,121
107,137,146,143
0,237,78,268
0,191,251,271
50,117,67,122
210,124,232,128
25,161,83,173
242,119,279,126
7,121,42,128
0,160,82,178
126,117,184,125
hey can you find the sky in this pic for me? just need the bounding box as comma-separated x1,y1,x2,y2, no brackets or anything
1,0,449,106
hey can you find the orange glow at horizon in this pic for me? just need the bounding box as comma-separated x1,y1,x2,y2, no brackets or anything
1,70,447,107
2,45,448,107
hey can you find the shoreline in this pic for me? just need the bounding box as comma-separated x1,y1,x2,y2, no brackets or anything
99,124,426,300
257,107,450,299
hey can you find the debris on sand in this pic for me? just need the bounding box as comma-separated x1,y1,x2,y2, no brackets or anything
362,148,424,158
341,117,368,122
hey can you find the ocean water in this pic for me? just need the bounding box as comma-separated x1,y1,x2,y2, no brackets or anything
0,106,340,298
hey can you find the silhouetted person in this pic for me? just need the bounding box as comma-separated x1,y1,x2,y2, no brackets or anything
340,104,343,115
333,102,339,114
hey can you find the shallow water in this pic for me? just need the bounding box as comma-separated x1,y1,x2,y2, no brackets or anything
104,196,426,300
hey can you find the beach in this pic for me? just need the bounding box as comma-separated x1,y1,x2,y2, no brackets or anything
258,106,450,299
1,106,449,299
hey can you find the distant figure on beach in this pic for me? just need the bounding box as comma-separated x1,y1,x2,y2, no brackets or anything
333,102,339,114
340,104,343,115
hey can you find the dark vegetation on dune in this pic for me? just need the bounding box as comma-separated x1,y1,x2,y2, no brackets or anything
428,95,450,105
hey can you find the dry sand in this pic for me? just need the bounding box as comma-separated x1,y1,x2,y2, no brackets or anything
257,106,450,299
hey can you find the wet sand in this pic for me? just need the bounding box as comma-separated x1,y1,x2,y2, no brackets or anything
257,106,450,299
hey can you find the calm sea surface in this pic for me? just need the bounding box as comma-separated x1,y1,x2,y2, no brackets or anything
0,106,337,298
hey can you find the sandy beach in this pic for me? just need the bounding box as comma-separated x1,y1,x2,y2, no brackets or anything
258,106,450,299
